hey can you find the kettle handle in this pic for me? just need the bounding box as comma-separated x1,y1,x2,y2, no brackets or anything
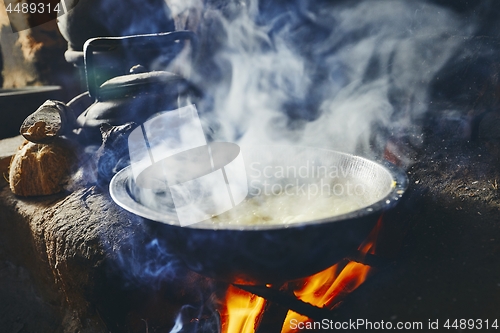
83,31,198,100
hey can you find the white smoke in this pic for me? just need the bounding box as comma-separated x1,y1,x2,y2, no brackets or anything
170,0,474,158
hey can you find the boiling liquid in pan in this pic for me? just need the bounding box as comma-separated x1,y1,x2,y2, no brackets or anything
209,190,366,226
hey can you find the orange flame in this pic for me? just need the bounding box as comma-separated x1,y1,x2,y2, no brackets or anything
221,216,384,333
282,216,383,332
281,262,371,333
221,285,266,333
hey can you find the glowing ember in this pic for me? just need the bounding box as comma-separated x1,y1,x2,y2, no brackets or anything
221,285,266,333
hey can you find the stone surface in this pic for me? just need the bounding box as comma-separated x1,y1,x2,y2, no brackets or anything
0,185,115,332
0,129,219,332
0,172,215,332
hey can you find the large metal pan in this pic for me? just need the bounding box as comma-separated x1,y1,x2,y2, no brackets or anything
110,145,407,285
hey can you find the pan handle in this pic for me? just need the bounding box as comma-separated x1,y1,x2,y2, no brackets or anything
83,31,199,100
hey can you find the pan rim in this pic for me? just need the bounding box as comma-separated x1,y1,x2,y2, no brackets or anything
109,145,408,231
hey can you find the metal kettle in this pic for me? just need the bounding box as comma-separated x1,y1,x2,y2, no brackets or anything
22,31,199,145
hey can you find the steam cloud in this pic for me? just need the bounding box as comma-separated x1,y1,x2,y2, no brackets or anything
171,0,474,158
